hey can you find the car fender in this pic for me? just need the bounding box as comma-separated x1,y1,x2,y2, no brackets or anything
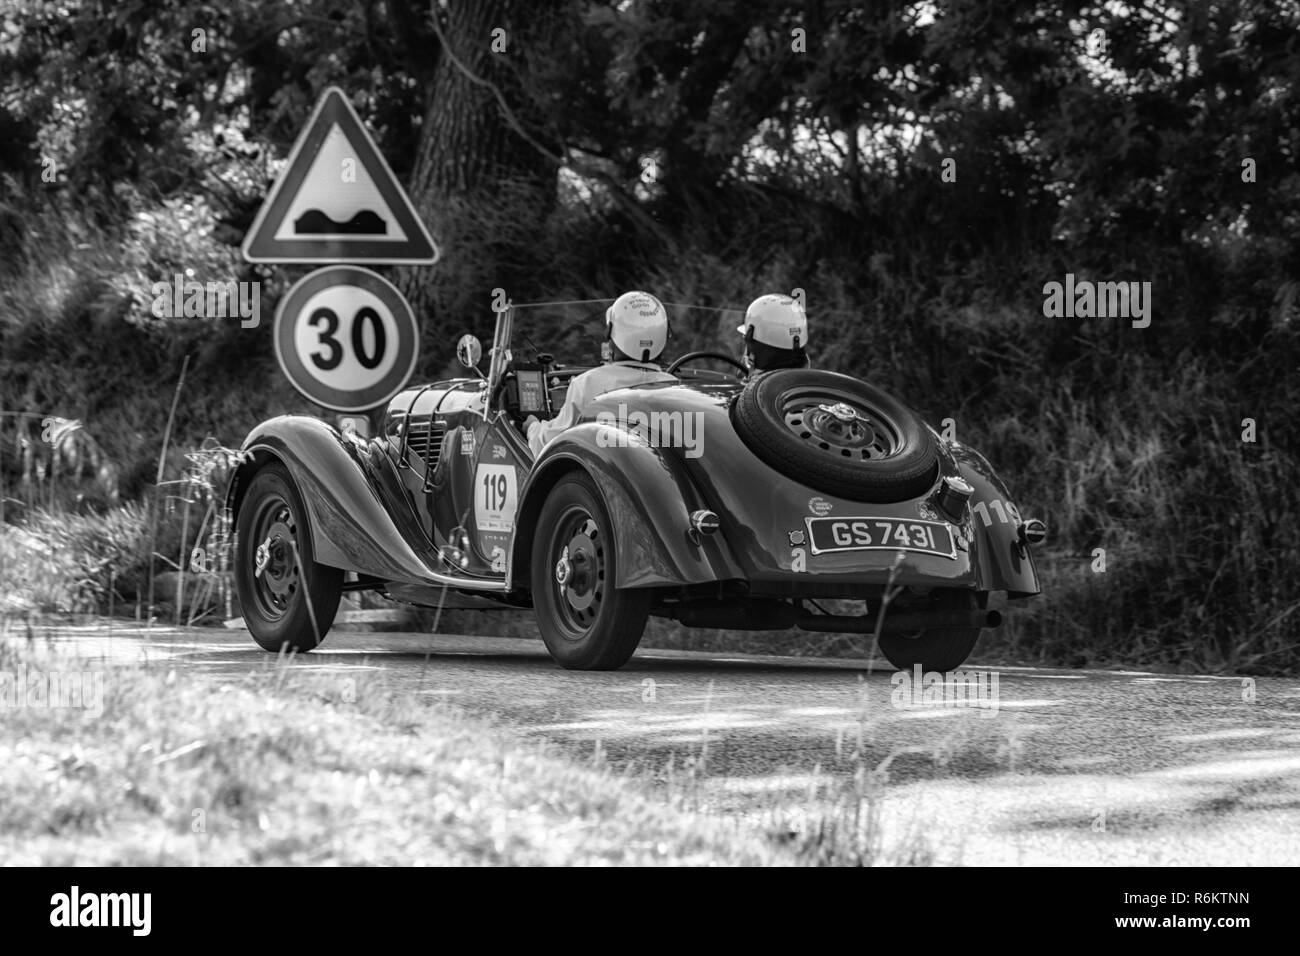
511,422,744,591
947,441,1042,597
227,415,446,587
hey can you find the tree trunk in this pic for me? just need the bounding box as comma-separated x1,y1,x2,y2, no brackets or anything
399,0,564,366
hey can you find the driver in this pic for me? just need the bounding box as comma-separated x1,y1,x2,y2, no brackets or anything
525,291,676,456
737,293,810,373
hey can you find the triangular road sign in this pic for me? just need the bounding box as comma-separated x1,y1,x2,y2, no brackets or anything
243,87,439,265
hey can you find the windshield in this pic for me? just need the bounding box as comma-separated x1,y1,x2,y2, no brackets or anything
504,298,746,368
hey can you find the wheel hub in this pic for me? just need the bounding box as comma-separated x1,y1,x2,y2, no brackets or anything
254,539,272,577
249,501,299,616
821,401,859,423
549,510,606,636
261,521,297,597
554,546,572,586
562,532,598,611
782,392,900,461
807,405,873,445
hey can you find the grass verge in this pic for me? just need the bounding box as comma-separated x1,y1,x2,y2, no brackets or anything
0,625,792,865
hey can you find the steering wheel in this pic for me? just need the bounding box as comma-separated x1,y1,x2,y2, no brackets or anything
667,350,748,376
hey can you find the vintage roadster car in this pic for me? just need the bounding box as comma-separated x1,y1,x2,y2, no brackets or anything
227,301,1043,671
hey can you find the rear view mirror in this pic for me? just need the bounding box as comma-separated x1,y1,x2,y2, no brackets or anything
457,334,483,369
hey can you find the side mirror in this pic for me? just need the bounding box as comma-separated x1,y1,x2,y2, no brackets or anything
456,334,483,369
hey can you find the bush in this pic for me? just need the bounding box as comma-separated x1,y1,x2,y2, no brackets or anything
0,504,148,614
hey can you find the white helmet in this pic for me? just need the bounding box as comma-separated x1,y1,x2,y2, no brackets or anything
738,294,808,350
606,291,668,361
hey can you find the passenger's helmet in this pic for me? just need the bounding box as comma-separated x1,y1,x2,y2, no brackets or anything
606,291,668,362
738,293,808,350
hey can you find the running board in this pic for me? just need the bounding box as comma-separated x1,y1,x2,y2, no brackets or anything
385,582,513,608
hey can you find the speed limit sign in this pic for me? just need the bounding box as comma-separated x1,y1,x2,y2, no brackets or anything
272,265,419,412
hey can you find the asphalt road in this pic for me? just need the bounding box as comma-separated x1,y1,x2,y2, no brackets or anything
37,621,1300,865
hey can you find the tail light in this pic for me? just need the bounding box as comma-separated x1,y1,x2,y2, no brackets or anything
1019,519,1047,546
934,476,974,522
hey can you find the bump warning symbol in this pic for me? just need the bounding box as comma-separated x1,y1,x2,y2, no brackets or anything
243,87,438,265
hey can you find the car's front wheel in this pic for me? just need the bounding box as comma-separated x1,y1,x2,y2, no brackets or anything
531,473,651,670
234,462,343,653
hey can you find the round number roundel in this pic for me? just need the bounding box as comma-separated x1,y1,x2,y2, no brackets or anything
273,265,419,412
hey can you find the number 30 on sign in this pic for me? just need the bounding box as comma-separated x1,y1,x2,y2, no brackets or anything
273,265,419,412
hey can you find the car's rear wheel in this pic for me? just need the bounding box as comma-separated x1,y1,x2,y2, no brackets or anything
732,368,939,502
235,463,343,653
876,592,985,672
531,473,651,670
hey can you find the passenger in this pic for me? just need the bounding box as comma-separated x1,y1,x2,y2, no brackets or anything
525,291,676,456
737,293,810,373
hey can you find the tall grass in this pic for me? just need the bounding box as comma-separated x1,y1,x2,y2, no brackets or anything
0,505,148,615
0,439,240,620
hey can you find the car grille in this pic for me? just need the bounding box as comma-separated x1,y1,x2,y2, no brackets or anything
405,420,447,469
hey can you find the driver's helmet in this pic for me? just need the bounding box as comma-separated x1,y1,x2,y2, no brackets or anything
737,293,808,350
606,291,668,362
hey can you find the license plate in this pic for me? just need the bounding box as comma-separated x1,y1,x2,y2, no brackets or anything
804,517,956,558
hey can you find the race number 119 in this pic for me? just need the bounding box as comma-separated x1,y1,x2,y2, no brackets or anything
474,464,517,532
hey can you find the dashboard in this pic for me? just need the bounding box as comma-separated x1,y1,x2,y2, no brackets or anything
500,362,582,421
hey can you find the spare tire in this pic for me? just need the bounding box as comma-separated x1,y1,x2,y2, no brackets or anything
731,369,939,502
